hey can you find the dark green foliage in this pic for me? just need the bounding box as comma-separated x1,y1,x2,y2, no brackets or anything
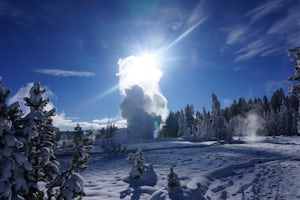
167,167,180,189
270,88,285,112
159,111,179,138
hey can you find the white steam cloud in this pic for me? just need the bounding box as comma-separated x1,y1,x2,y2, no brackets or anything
117,55,168,139
233,112,264,142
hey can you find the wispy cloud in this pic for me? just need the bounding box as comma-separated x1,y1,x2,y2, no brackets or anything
245,0,285,24
34,69,96,77
234,39,276,62
227,0,300,63
0,1,58,28
267,5,300,47
226,26,247,44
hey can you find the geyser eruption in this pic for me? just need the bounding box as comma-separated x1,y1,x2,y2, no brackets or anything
117,55,168,139
234,112,264,142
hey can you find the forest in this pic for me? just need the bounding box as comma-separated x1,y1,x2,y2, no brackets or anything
159,88,299,139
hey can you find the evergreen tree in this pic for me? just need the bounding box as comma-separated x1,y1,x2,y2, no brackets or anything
289,94,299,112
48,124,92,199
21,82,60,199
270,88,285,112
237,97,248,116
184,104,196,137
262,95,270,114
0,79,92,199
278,98,290,135
201,107,211,140
167,167,180,190
230,100,239,117
211,92,228,140
177,110,186,137
252,98,264,116
267,108,279,136
0,77,25,199
159,111,179,138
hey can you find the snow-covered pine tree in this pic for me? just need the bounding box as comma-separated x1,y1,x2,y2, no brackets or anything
194,111,203,141
267,108,279,137
0,77,25,199
278,98,291,135
177,110,186,137
167,167,180,190
127,149,157,185
21,82,60,199
128,149,145,179
48,124,92,200
286,46,300,134
184,104,197,138
211,92,228,141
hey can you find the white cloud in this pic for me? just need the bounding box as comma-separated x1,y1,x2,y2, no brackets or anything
8,82,126,131
234,39,274,62
227,1,300,62
267,5,300,47
52,110,126,131
245,0,285,24
227,26,247,44
34,69,96,77
187,1,204,24
8,83,33,114
52,112,127,131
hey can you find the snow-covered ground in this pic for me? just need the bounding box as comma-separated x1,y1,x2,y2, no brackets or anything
65,136,300,199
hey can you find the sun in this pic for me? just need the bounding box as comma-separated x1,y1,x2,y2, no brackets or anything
132,54,161,81
118,53,163,92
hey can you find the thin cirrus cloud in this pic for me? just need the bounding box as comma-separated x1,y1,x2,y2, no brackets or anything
245,0,285,24
228,0,300,63
34,69,96,77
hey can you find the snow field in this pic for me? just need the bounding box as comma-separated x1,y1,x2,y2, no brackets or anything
68,136,300,199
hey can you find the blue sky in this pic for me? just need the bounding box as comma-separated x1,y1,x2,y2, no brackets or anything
1,0,300,130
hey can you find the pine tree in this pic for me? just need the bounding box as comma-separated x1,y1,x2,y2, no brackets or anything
211,92,228,141
270,88,285,113
286,47,300,134
0,77,25,199
48,124,92,200
278,98,291,135
177,110,186,137
128,149,145,179
159,111,179,138
0,79,92,199
184,104,196,137
167,167,180,190
20,82,60,199
199,107,211,140
262,95,270,114
267,108,279,136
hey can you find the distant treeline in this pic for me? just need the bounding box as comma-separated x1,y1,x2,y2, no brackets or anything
159,88,299,140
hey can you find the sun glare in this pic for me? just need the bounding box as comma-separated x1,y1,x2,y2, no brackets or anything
125,54,162,87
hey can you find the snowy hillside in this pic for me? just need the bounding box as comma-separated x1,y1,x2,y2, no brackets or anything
68,136,300,199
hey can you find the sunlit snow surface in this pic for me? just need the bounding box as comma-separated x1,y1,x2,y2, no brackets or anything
61,136,300,199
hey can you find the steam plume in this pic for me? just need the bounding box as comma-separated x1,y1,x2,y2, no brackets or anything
117,56,168,139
